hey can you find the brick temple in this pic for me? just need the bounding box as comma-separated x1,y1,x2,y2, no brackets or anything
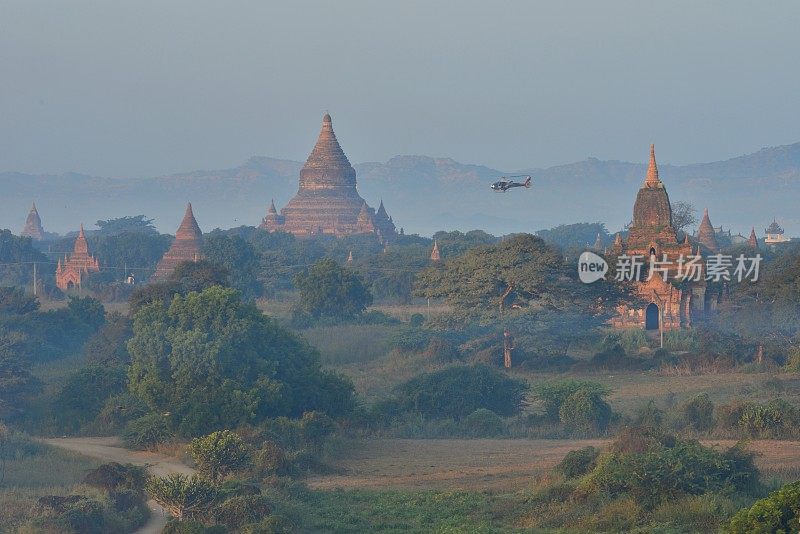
21,202,45,241
152,203,203,281
55,225,100,291
260,113,397,243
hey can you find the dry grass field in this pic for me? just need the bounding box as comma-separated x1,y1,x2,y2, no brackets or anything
310,438,800,492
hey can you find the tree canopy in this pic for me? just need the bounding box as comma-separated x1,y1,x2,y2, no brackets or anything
127,286,355,436
293,258,373,321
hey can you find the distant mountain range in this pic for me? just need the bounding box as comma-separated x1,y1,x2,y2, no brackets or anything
2,142,799,238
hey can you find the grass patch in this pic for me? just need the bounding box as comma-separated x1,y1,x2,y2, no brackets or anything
301,324,398,365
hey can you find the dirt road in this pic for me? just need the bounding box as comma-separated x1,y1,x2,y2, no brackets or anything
45,436,194,534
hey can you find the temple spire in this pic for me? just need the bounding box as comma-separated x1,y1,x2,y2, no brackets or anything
268,199,277,214
645,144,661,187
697,208,718,252
748,227,759,249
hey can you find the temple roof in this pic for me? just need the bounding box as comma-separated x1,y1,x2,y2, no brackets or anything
645,144,661,187
176,203,202,241
74,224,89,254
697,208,718,251
21,201,44,240
766,219,784,234
303,113,352,171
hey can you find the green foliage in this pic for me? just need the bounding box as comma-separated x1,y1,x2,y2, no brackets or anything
558,388,613,433
214,494,272,529
146,473,217,521
128,280,184,314
726,480,800,534
54,364,127,432
675,393,716,433
463,408,504,437
170,259,230,293
536,222,610,253
397,364,527,419
0,331,40,420
95,215,158,236
556,446,599,478
83,312,132,366
293,258,373,321
122,413,172,449
188,430,251,482
738,399,799,438
0,230,47,287
127,286,355,436
202,233,263,299
579,435,761,509
0,286,39,315
430,230,499,257
533,380,611,422
83,462,147,495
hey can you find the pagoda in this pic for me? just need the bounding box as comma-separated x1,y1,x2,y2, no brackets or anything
610,145,705,331
55,225,100,291
765,219,789,245
152,203,203,281
261,113,397,242
696,208,719,252
21,202,45,240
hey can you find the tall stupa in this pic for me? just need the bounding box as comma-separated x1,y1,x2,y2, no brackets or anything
260,113,396,242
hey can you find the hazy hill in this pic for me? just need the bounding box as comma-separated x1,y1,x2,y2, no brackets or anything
2,143,799,238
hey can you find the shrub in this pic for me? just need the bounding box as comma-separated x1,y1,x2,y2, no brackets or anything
558,388,613,433
739,399,799,438
84,462,147,494
397,364,528,419
464,409,504,437
214,494,272,528
556,446,600,479
123,413,172,450
255,441,287,476
579,436,760,509
188,430,251,482
421,336,460,362
534,380,611,422
674,393,716,432
409,313,425,327
163,519,227,534
146,474,218,521
726,480,800,533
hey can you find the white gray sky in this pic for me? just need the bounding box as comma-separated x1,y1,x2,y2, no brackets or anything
1,0,799,178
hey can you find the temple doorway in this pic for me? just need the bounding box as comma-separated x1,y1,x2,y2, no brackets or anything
645,303,659,330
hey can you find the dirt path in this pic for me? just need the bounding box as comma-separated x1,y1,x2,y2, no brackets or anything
45,437,194,534
308,438,800,491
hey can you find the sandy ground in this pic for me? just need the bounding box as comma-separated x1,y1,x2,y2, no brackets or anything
45,436,194,534
308,438,800,491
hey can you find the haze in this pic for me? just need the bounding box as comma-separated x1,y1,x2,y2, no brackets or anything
2,0,799,179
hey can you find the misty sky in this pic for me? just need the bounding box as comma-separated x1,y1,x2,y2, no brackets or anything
1,1,799,178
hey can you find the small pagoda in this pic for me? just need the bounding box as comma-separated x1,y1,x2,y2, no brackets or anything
55,225,100,291
21,202,45,240
152,203,203,281
765,219,789,245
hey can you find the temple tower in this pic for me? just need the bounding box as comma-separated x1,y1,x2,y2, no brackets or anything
55,224,100,291
696,208,719,252
152,203,203,281
260,114,397,241
430,240,441,262
21,202,45,240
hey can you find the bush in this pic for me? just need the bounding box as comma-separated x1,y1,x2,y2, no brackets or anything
255,441,287,476
146,474,217,521
409,313,425,327
726,480,800,533
674,393,716,432
558,388,613,433
464,409,504,437
579,436,760,509
556,446,600,479
123,413,172,450
534,380,611,422
214,494,272,528
84,462,147,494
738,399,799,438
188,430,251,482
163,519,227,534
397,364,528,419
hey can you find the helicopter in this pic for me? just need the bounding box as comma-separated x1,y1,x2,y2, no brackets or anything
490,175,532,192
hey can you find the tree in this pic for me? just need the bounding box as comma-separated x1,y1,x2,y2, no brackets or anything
84,312,132,366
0,331,41,420
536,222,611,253
671,201,698,233
397,364,528,419
293,258,372,320
95,215,158,236
0,287,39,315
170,260,230,294
726,480,800,533
202,234,263,300
145,474,217,521
188,430,251,482
127,286,355,436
